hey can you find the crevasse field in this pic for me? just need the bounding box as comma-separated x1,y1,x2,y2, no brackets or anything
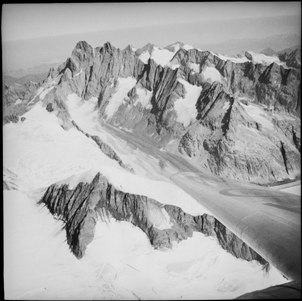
4,92,286,299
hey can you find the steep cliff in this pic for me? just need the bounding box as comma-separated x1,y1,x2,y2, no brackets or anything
4,41,300,184
39,171,267,266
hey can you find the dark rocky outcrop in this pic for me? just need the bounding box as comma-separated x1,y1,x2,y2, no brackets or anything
3,114,19,124
278,47,301,70
46,103,54,112
39,172,267,266
3,81,41,123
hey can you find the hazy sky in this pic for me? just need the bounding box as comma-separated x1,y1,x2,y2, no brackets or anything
2,2,300,41
2,2,301,74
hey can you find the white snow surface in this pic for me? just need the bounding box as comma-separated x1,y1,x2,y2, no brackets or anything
5,97,207,216
151,46,176,67
144,202,173,230
174,78,203,127
217,53,249,64
138,46,177,67
280,185,301,196
246,51,282,66
138,51,150,64
104,77,137,119
3,94,287,299
189,62,200,73
201,66,223,83
40,86,54,100
240,102,274,130
183,44,194,50
133,87,153,109
4,189,285,299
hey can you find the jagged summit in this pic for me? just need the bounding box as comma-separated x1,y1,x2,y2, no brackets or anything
3,36,301,299
3,39,301,185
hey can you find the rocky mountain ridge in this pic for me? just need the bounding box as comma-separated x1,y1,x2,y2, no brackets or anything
39,171,268,267
3,41,301,184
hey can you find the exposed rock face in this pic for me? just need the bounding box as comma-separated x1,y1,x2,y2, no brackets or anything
4,41,300,184
39,172,267,266
178,80,300,183
3,80,41,123
46,103,54,112
278,47,301,70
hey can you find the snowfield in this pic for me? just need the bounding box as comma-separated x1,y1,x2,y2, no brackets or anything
138,45,177,68
217,53,249,64
174,78,203,127
245,51,284,66
201,66,224,83
133,86,153,109
4,188,285,300
3,95,287,299
189,62,200,73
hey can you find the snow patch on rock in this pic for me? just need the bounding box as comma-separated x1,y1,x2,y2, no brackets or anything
174,79,203,127
40,86,54,100
146,202,173,230
245,51,282,66
139,46,177,67
183,44,194,50
151,47,176,67
189,62,200,73
217,54,249,64
138,51,150,64
201,67,223,83
240,102,274,130
134,87,153,109
105,77,137,119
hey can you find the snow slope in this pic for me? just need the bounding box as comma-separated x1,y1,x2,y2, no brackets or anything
201,66,224,83
174,78,203,127
104,77,137,119
3,94,287,299
189,62,200,73
245,51,283,66
4,99,208,216
240,102,274,130
133,87,153,109
217,53,249,64
138,45,177,68
4,189,285,299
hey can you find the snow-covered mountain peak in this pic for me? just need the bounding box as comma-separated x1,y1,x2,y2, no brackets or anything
3,38,300,299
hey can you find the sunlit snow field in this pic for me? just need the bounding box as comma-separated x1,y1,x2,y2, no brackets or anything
4,93,286,299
